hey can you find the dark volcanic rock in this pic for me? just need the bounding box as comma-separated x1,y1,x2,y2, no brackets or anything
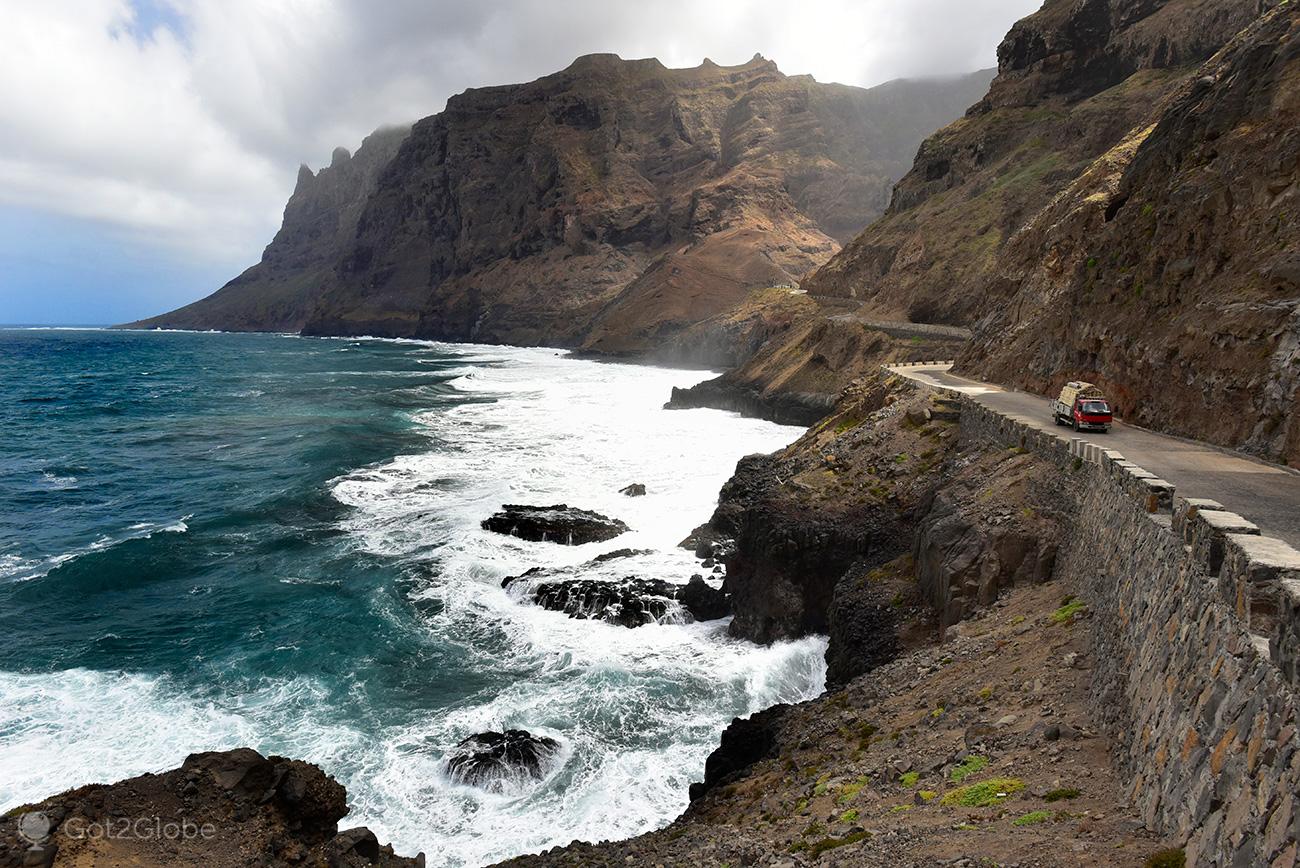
481,504,629,545
666,381,836,427
619,483,646,497
711,455,904,644
824,562,901,687
503,572,730,627
678,574,730,622
688,704,789,802
530,577,678,627
0,748,420,867
445,730,562,794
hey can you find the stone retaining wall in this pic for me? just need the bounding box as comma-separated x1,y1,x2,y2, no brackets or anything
891,369,1300,865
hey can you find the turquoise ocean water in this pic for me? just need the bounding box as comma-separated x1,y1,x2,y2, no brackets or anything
0,328,822,865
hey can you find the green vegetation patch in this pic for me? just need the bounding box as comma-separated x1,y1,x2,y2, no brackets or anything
949,755,989,783
900,771,920,787
1044,787,1081,802
839,777,868,801
839,808,859,824
940,777,1025,807
806,830,870,857
1144,849,1186,868
1013,810,1053,826
1051,598,1087,624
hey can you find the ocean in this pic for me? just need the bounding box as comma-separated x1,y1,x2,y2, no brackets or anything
0,328,824,865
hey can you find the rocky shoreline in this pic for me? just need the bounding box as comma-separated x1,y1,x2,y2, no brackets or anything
1,374,1167,867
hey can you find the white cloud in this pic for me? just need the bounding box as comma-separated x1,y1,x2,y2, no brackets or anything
0,0,1040,264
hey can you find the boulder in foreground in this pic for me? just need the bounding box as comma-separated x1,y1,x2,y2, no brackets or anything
0,748,421,867
481,504,629,545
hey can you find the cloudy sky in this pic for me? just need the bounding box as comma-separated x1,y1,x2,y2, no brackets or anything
0,0,1040,325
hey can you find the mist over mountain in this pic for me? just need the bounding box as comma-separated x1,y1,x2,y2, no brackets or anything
126,56,992,359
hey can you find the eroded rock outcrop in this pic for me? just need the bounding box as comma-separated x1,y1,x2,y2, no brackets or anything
0,748,420,867
445,731,563,795
124,128,411,333
824,561,901,687
481,505,629,545
699,378,961,645
912,447,1070,628
502,569,729,626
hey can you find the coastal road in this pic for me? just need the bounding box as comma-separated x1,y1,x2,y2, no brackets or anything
893,364,1300,549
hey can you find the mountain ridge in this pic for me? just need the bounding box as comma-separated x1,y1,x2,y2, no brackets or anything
124,56,994,362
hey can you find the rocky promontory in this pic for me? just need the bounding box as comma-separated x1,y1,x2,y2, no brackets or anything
0,749,420,868
481,504,629,545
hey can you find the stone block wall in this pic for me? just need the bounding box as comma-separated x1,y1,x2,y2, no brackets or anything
1059,464,1300,867
888,369,1300,864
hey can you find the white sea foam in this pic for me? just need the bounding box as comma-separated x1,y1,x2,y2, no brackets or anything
0,344,820,867
323,345,820,863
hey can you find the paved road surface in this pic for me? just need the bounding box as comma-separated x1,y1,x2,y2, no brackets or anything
894,364,1300,549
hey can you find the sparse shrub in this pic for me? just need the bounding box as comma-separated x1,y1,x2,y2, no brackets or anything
837,778,867,804
1051,599,1086,624
839,808,859,824
978,686,993,701
807,830,870,857
890,804,911,813
900,771,919,787
1013,810,1052,826
918,790,937,802
949,755,988,783
1144,849,1186,868
1044,787,1081,802
940,777,1025,807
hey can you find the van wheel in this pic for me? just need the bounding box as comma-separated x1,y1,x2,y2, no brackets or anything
1071,419,1079,431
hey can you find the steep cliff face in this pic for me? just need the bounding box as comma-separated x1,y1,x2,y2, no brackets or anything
130,56,992,351
963,5,1300,466
127,127,410,332
685,1,1296,467
801,0,1270,326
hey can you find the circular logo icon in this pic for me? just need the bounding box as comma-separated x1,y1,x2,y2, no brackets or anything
17,811,51,845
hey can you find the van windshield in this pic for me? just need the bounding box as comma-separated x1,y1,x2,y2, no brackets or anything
1080,400,1109,415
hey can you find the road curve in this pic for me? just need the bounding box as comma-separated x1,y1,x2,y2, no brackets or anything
892,364,1300,549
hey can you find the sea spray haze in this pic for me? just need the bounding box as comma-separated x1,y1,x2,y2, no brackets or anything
0,329,824,865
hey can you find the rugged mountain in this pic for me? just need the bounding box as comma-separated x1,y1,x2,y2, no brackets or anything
128,56,993,352
802,0,1271,322
962,4,1299,466
129,127,410,332
681,0,1297,466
